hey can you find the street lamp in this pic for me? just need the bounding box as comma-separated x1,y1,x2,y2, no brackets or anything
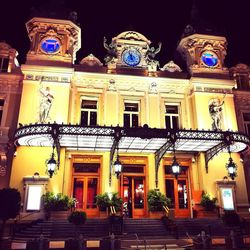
113,130,122,178
171,142,181,178
46,145,57,178
226,146,237,180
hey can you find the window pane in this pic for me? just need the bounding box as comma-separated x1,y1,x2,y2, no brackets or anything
81,100,97,109
73,179,84,209
178,180,188,209
87,178,97,209
166,105,178,114
134,178,144,209
0,58,9,72
0,99,4,106
165,116,171,128
0,110,2,123
245,124,250,135
90,112,97,126
132,114,138,127
80,111,88,126
243,113,250,121
125,103,138,112
172,116,179,129
124,114,130,127
165,179,175,208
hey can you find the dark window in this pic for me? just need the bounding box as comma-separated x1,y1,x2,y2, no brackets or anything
165,104,179,129
243,113,250,135
124,102,139,128
73,163,99,173
0,99,4,124
236,74,249,90
122,164,144,173
0,58,9,72
80,99,97,126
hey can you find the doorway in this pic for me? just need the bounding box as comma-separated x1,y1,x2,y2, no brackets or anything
121,175,146,218
73,176,99,217
164,165,190,217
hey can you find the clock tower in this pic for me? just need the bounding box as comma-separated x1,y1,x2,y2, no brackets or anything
26,17,81,65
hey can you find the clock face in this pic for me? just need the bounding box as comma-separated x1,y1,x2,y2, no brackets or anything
201,52,218,67
122,49,141,67
41,38,60,54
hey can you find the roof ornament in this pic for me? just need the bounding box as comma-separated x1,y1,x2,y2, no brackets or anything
103,37,117,65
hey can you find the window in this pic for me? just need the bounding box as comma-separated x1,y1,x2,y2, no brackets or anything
0,57,9,72
165,104,179,129
0,99,4,124
243,113,250,135
124,101,139,128
235,74,249,90
80,99,97,126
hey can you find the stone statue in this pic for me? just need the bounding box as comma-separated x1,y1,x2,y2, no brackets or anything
39,86,54,123
103,37,117,64
209,96,225,131
145,42,162,64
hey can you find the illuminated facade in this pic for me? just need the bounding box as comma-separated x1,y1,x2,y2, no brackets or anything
7,17,250,219
0,42,23,189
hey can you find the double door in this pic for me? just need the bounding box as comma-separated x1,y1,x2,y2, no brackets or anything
73,176,99,217
121,175,146,218
165,177,190,217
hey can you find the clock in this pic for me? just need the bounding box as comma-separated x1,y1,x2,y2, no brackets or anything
201,52,218,67
122,49,141,67
41,38,61,54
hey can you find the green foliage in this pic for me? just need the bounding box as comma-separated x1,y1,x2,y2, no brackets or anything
96,193,111,211
147,189,171,212
68,211,87,226
109,192,123,212
222,210,240,226
0,188,21,222
200,192,217,211
96,192,122,212
42,192,75,211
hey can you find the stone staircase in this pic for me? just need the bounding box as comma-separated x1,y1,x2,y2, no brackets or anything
13,217,232,241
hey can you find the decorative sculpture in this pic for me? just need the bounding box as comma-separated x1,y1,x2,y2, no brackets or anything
145,42,162,64
39,86,54,123
209,95,225,131
103,37,117,64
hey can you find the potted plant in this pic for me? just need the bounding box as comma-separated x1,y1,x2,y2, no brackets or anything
200,192,217,211
109,192,123,215
66,211,87,249
42,192,75,220
147,189,171,219
96,193,110,218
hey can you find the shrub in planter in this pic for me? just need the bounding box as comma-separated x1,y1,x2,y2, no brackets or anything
109,192,123,213
96,193,111,211
222,210,240,227
200,192,217,211
147,189,171,211
68,211,87,237
42,192,75,211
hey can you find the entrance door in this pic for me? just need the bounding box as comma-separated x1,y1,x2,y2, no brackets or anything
165,177,190,217
73,177,99,217
121,176,146,218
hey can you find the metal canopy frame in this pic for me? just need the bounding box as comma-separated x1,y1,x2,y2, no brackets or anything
14,123,250,187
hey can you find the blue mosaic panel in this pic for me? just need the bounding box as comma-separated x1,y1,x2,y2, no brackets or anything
202,52,218,67
41,38,60,53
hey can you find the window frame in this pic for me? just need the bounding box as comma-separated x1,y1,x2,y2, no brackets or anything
242,112,250,136
80,97,98,126
123,100,140,128
0,57,9,72
164,103,180,129
0,98,5,126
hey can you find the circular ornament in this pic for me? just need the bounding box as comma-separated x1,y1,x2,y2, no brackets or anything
122,49,141,67
41,38,61,54
201,52,218,67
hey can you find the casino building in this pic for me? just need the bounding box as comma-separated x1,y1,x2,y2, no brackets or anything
2,15,250,219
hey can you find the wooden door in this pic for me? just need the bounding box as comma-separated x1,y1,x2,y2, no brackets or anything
121,175,146,218
73,176,99,217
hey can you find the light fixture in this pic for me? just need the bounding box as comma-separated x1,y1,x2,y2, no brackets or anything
113,131,122,178
46,145,57,178
171,144,181,179
226,146,237,180
114,156,122,178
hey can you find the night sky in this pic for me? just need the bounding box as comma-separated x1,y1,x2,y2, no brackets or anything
0,0,249,70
